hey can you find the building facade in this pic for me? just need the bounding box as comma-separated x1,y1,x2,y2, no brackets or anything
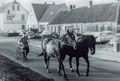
26,3,51,31
39,3,68,32
0,0,29,33
49,2,120,36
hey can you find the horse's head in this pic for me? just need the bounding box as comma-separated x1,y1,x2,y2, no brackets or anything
87,35,96,55
76,35,96,55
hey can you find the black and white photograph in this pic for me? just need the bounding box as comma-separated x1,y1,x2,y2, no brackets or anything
0,0,120,81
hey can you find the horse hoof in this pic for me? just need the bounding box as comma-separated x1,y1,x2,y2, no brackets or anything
86,74,89,77
45,65,47,69
57,68,59,72
76,74,80,77
64,78,69,81
47,70,50,73
70,68,74,72
64,75,68,79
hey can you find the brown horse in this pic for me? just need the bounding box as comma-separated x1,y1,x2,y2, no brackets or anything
60,35,96,77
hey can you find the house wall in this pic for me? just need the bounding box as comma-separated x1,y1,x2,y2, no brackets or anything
0,13,4,32
1,2,28,32
4,23,26,33
49,21,117,36
26,8,38,30
4,3,28,22
39,22,48,32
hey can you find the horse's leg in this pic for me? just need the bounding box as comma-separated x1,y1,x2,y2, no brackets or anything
83,56,90,76
58,56,64,76
69,56,74,72
76,57,80,77
60,59,67,79
58,60,62,76
47,56,51,73
44,53,47,69
58,55,67,79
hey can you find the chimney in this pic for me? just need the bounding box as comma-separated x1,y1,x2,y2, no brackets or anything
53,2,55,5
69,5,73,10
73,5,76,8
2,3,4,6
44,2,47,4
69,4,76,10
89,0,93,6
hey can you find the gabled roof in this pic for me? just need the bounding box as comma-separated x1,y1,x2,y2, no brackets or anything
0,1,28,13
49,3,118,24
39,3,68,22
32,3,51,22
49,10,69,24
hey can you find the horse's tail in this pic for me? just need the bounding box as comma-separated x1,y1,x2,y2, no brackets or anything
37,52,44,57
37,39,45,57
41,38,44,51
37,38,53,57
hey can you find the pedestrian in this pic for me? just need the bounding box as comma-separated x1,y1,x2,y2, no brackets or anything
19,31,29,59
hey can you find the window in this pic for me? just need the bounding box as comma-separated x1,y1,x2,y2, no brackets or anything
12,5,15,10
107,26,112,31
7,10,10,14
100,25,105,31
51,26,53,32
17,5,20,10
7,17,12,20
21,25,25,30
21,14,25,21
95,24,99,31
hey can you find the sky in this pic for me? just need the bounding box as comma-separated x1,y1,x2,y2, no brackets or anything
0,0,118,12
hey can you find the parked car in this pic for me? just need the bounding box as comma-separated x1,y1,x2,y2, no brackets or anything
109,33,120,45
84,31,114,44
96,31,114,44
39,30,52,38
29,32,41,39
84,32,100,38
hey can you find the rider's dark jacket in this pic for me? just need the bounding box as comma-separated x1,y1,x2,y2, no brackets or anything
20,36,29,47
61,32,76,49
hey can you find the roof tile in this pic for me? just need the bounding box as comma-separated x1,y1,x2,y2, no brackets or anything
50,3,118,24
39,3,68,22
32,3,51,21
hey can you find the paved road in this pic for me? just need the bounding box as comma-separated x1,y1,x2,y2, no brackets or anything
0,37,120,81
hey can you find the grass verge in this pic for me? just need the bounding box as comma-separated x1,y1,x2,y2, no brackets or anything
0,54,54,81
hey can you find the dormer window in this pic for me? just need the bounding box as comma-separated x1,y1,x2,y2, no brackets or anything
17,5,20,10
12,5,15,10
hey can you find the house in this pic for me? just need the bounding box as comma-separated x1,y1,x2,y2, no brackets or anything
26,3,51,31
49,2,120,36
0,0,29,33
39,3,68,32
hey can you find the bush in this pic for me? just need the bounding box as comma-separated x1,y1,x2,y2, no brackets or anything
0,32,19,37
7,32,19,37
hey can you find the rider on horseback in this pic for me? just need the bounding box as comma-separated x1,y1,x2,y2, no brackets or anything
62,28,76,49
